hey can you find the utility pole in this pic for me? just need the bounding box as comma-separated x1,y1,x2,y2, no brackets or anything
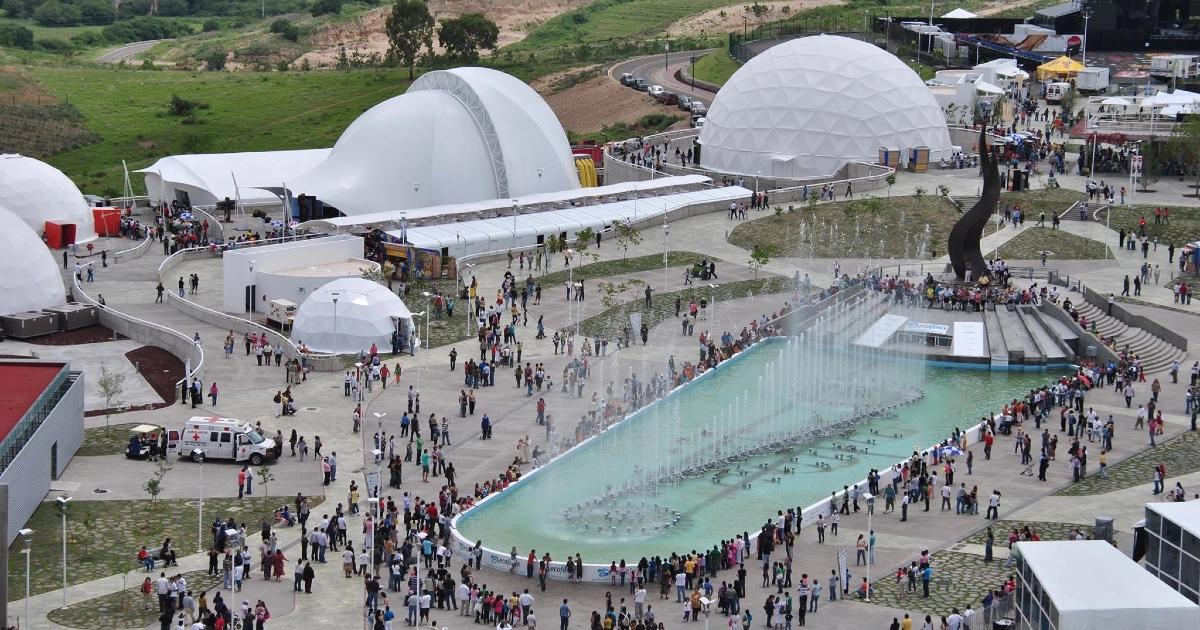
1081,11,1092,67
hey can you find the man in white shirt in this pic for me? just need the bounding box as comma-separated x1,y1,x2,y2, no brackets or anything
633,587,647,619
458,582,472,616
675,571,687,602
961,605,975,630
156,573,170,612
519,590,535,624
946,609,963,630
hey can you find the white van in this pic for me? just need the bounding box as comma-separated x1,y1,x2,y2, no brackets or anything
169,416,277,465
1045,82,1072,103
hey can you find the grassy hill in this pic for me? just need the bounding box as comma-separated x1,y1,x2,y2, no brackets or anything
30,66,408,195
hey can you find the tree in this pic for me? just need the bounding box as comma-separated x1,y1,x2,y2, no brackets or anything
385,0,435,80
1139,137,1161,192
885,172,896,198
437,13,499,64
32,0,81,26
748,244,780,278
611,219,642,260
78,505,98,558
1167,113,1200,194
205,50,226,71
0,24,35,50
143,458,173,509
257,466,275,496
310,0,342,16
596,278,645,308
97,365,126,436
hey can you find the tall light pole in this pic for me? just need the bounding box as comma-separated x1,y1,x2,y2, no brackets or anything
1081,11,1092,67
57,495,72,609
331,292,340,354
709,283,718,327
863,492,874,601
664,40,670,73
195,449,205,552
247,260,256,317
20,528,33,629
512,200,519,251
663,223,670,287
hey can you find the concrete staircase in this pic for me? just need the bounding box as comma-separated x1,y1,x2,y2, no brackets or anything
1070,300,1188,374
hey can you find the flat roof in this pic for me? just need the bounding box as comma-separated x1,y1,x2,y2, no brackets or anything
0,362,66,443
1016,540,1198,612
1148,501,1200,534
271,259,373,277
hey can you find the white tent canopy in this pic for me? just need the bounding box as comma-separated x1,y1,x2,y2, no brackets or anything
396,185,752,259
290,278,413,354
137,149,331,207
976,81,1005,95
0,204,67,314
0,154,98,243
296,175,712,232
941,7,977,18
1014,541,1199,630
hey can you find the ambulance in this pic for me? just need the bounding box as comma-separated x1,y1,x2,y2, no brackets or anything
168,416,277,465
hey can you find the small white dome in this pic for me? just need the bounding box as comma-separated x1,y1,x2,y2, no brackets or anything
291,278,413,354
0,204,67,314
0,154,98,243
700,35,952,178
297,67,578,215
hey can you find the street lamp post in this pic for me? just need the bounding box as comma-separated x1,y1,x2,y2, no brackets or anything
331,293,340,354
195,449,205,552
1082,11,1092,67
247,260,256,317
20,528,33,629
512,200,519,251
709,283,718,327
664,41,670,73
57,495,72,609
863,492,874,601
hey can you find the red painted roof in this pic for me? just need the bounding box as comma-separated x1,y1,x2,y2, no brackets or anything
0,362,65,443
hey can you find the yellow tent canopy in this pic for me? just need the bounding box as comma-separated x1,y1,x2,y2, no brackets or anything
1037,56,1084,81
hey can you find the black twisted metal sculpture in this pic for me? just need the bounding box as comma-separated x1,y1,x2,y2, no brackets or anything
948,128,997,283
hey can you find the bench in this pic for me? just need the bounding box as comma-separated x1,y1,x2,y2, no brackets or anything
137,546,164,571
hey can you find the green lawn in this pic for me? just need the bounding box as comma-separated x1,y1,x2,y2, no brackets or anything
1106,204,1200,250
994,227,1112,261
516,0,731,49
29,67,410,195
0,17,103,42
689,50,740,86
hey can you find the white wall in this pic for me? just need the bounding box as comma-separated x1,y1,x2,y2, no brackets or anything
223,235,365,312
256,257,376,307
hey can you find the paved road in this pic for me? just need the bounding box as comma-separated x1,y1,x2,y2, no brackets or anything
609,49,719,107
96,39,161,62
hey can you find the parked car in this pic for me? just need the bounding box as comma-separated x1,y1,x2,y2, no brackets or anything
620,72,635,86
656,92,679,105
689,102,707,116
632,79,649,91
647,84,665,98
678,95,693,111
691,115,706,128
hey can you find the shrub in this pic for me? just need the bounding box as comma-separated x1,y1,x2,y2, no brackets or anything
32,0,81,26
102,17,192,44
70,30,108,48
310,0,342,17
0,24,35,49
166,94,203,116
270,18,292,33
202,19,221,32
205,50,226,71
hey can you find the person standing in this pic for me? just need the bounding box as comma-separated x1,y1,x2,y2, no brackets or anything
559,599,571,630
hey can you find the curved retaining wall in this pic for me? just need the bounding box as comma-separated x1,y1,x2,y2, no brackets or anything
114,234,154,264
71,275,204,398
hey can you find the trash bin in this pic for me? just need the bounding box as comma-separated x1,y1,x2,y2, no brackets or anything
1086,346,1097,358
1095,516,1114,543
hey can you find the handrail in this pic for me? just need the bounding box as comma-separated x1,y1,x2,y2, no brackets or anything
191,206,225,241
114,233,153,264
156,234,322,277
165,290,338,365
72,274,204,394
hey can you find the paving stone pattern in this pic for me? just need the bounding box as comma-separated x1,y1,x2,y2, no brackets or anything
867,551,1007,614
77,423,145,457
962,520,1092,545
48,569,222,630
1055,429,1200,496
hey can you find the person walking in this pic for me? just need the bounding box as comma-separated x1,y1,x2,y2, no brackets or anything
559,600,571,630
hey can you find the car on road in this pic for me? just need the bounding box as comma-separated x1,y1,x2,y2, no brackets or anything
620,73,635,86
677,95,693,110
647,84,665,98
656,92,679,105
632,79,649,91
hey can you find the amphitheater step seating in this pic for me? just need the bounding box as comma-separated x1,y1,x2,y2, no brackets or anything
1069,301,1188,374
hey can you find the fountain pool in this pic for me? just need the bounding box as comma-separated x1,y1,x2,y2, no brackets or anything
454,339,1050,564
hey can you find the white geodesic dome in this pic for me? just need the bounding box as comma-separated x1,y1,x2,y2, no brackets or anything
0,204,67,314
699,35,952,179
291,278,413,354
0,154,97,243
296,67,579,215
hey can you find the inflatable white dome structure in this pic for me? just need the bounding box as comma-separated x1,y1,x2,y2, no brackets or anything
699,35,952,179
0,154,97,243
291,278,413,354
298,67,579,215
0,204,67,314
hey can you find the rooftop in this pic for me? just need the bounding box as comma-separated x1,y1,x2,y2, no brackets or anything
0,361,67,443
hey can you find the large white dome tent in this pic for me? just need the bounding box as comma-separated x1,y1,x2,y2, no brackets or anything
0,154,98,243
290,278,413,355
699,35,952,179
296,67,580,216
0,204,67,314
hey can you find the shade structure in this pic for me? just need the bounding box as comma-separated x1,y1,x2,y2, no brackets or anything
136,149,331,207
0,204,67,314
699,35,952,179
0,154,97,243
941,7,977,17
1036,56,1084,81
296,67,579,216
290,278,412,354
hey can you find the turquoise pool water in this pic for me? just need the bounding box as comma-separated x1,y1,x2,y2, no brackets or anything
455,341,1050,561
